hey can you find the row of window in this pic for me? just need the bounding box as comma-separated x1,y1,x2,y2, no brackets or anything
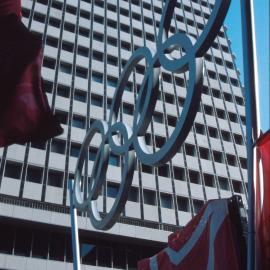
0,223,161,269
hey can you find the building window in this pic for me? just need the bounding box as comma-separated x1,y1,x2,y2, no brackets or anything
14,228,32,256
167,115,177,127
98,246,111,267
60,62,72,74
91,94,103,107
0,224,14,254
195,123,205,134
232,180,243,193
76,67,88,79
155,136,165,148
109,153,119,166
160,193,173,209
47,170,63,187
216,109,226,119
143,190,156,206
78,46,89,57
43,57,56,69
240,157,247,169
123,103,134,115
199,147,210,160
177,196,190,212
62,41,74,52
218,177,230,190
93,31,104,42
27,166,43,184
107,183,119,198
213,151,223,163
193,199,204,214
204,173,215,187
81,242,97,265
185,144,196,156
153,112,163,123
72,115,85,129
158,164,169,178
142,164,153,174
208,126,218,138
234,134,244,145
74,90,87,102
92,72,103,83
4,162,22,179
128,187,139,202
189,170,200,184
57,84,70,98
229,112,238,123
49,233,65,261
32,231,49,259
70,144,81,157
204,105,213,115
173,166,185,181
89,148,97,161
221,130,231,142
226,154,237,166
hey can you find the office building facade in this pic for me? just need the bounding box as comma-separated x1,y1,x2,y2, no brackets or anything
0,0,247,269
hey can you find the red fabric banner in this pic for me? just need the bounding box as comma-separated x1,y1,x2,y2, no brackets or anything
0,3,63,146
138,198,245,270
257,130,270,270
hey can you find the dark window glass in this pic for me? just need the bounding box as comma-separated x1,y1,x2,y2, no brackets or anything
113,246,126,269
51,139,66,154
27,166,43,184
74,90,87,102
0,224,14,254
232,180,243,193
109,153,119,166
218,177,230,190
78,46,89,57
91,95,103,107
158,164,169,178
123,103,134,115
107,183,119,198
177,196,190,212
199,147,210,160
49,233,65,261
44,80,53,93
32,230,49,259
155,136,165,148
229,112,238,123
185,144,196,156
234,134,243,145
127,246,140,269
89,148,97,161
240,157,247,169
60,62,72,74
70,144,80,157
193,199,204,214
49,17,61,27
98,246,111,267
204,173,215,187
62,41,74,52
189,170,200,184
195,123,205,134
55,110,68,125
92,72,103,83
153,112,163,123
93,31,104,42
72,115,85,129
221,130,231,142
64,22,75,32
213,151,223,163
173,166,185,180
167,115,177,127
160,193,173,209
227,154,236,166
76,67,88,78
142,164,153,174
4,162,22,179
208,126,218,138
143,190,156,205
31,140,47,150
47,170,63,187
14,228,32,256
128,187,139,202
57,85,70,98
43,57,56,69
81,242,96,265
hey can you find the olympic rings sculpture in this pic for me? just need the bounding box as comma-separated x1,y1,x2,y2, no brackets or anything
73,0,231,230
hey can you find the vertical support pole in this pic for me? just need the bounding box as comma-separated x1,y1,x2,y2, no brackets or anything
68,180,81,270
240,1,261,270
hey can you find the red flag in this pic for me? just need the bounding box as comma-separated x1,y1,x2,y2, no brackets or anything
138,197,246,270
257,130,270,269
0,1,63,147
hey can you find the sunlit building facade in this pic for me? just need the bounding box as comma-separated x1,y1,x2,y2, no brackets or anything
0,0,247,269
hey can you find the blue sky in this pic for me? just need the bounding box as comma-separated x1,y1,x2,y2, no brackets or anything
224,0,269,132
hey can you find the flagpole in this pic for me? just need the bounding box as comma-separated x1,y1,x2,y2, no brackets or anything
68,180,81,270
240,1,261,270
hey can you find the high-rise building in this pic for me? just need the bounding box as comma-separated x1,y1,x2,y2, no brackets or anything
0,0,248,269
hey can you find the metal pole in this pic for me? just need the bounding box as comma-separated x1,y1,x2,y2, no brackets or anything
68,180,81,270
240,1,261,270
